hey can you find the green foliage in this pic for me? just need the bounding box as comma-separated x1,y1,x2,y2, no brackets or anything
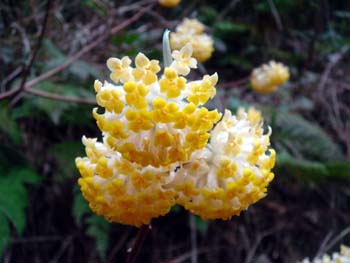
43,40,101,81
214,21,249,37
86,215,110,260
0,102,22,144
13,81,95,125
0,106,41,258
268,108,343,162
199,6,218,24
49,141,84,180
73,187,110,260
72,186,90,225
276,152,350,182
0,214,10,258
192,215,209,234
112,32,140,46
0,167,41,257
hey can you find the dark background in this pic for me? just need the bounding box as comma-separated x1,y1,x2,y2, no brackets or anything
0,0,350,262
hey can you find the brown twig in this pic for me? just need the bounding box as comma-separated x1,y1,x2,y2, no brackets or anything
189,214,198,263
19,0,53,94
1,66,23,91
25,87,96,105
267,0,283,32
0,0,52,100
107,230,131,263
0,4,153,102
126,224,151,263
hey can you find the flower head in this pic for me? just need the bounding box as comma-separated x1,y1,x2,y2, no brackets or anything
171,43,197,76
171,18,214,62
173,108,275,219
76,38,275,227
250,61,290,94
159,0,181,8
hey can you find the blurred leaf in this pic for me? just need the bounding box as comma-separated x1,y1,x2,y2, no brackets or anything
268,109,343,162
199,7,218,24
276,152,328,182
170,204,182,213
0,102,21,144
0,213,10,258
60,104,95,126
112,32,140,46
255,0,300,13
49,141,84,179
72,187,89,225
0,181,26,234
72,189,110,259
20,81,95,125
192,215,209,234
228,97,249,112
325,161,350,179
0,168,41,234
228,55,253,70
43,39,101,81
289,97,314,111
69,60,101,81
335,11,350,19
214,21,249,38
276,152,350,182
86,215,110,260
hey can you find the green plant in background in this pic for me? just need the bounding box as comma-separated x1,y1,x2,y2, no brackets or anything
0,103,41,256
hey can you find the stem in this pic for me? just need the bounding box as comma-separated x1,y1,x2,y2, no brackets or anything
189,214,198,263
126,224,151,263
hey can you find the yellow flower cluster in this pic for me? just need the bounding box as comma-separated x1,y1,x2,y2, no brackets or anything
159,0,181,8
76,43,275,227
299,245,350,263
171,18,214,62
250,61,290,94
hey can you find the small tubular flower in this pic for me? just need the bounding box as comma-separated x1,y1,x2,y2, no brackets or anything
76,36,276,227
173,108,275,220
159,0,181,8
76,137,176,227
298,244,350,263
250,61,290,94
171,18,214,62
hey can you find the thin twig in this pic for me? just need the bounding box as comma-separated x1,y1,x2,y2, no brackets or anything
126,224,151,263
189,214,198,263
9,0,53,106
267,0,283,32
11,236,63,243
0,0,52,100
107,230,131,263
216,0,241,21
318,46,349,92
0,4,153,101
19,0,53,93
25,87,96,105
1,66,23,92
51,235,75,263
166,248,210,263
323,226,350,254
315,230,334,259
